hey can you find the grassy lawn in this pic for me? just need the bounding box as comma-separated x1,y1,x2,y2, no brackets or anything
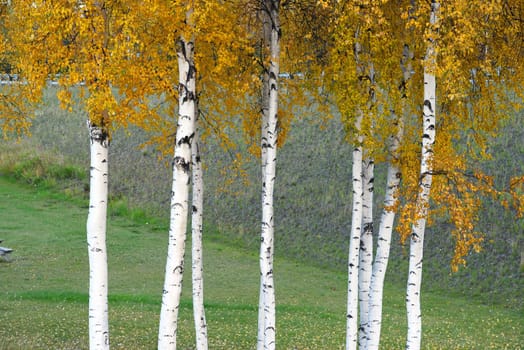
0,176,522,349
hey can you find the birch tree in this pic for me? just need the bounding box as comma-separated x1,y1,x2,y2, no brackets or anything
121,1,264,347
157,5,197,348
400,1,524,347
347,114,363,350
326,1,523,348
257,8,271,348
404,2,438,348
358,61,377,349
258,1,280,348
327,3,373,348
365,121,403,350
245,1,332,347
329,3,389,347
327,3,421,349
9,2,148,348
358,155,373,348
191,106,207,349
349,36,375,350
86,119,110,349
365,41,414,350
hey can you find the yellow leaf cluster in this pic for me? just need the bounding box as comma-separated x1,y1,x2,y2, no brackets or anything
0,3,36,137
2,0,522,273
322,0,523,271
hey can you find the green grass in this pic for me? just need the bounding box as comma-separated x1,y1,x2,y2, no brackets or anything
0,177,522,349
2,89,522,309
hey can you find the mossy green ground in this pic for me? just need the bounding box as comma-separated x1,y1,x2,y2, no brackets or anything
0,177,522,349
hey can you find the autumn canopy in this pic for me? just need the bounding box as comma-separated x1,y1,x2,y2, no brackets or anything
0,1,522,350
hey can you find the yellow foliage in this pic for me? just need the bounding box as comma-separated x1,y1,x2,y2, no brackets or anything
0,3,36,137
323,0,523,271
8,0,177,135
3,0,523,271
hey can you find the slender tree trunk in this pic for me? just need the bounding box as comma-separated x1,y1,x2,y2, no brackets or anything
191,110,207,350
358,59,376,350
258,1,280,349
86,121,110,350
348,30,371,350
365,117,403,350
406,3,438,349
366,43,413,350
257,11,271,350
346,113,363,350
257,92,269,350
358,156,374,349
158,35,196,350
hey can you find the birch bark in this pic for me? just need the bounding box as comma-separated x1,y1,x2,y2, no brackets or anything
366,43,413,350
257,92,269,350
406,3,438,349
346,113,363,350
158,35,196,350
191,109,207,350
258,1,280,349
347,31,368,350
365,118,403,350
358,156,374,349
86,121,110,350
358,59,376,348
257,9,271,350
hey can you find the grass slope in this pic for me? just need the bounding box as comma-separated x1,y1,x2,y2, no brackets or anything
8,88,522,308
0,177,522,349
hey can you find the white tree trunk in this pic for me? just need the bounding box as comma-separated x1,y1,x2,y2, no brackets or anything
406,3,438,349
257,105,269,350
259,1,280,349
348,32,369,350
365,118,403,350
191,112,207,350
346,114,363,350
257,13,271,350
366,42,413,350
86,121,110,350
358,157,374,349
158,36,196,350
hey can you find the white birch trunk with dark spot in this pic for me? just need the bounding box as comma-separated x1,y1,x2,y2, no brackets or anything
86,122,110,350
406,3,438,349
257,100,269,350
257,11,271,350
191,113,207,350
358,156,374,349
347,114,363,350
259,1,280,349
365,116,403,350
366,42,413,350
348,32,368,350
158,36,196,350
